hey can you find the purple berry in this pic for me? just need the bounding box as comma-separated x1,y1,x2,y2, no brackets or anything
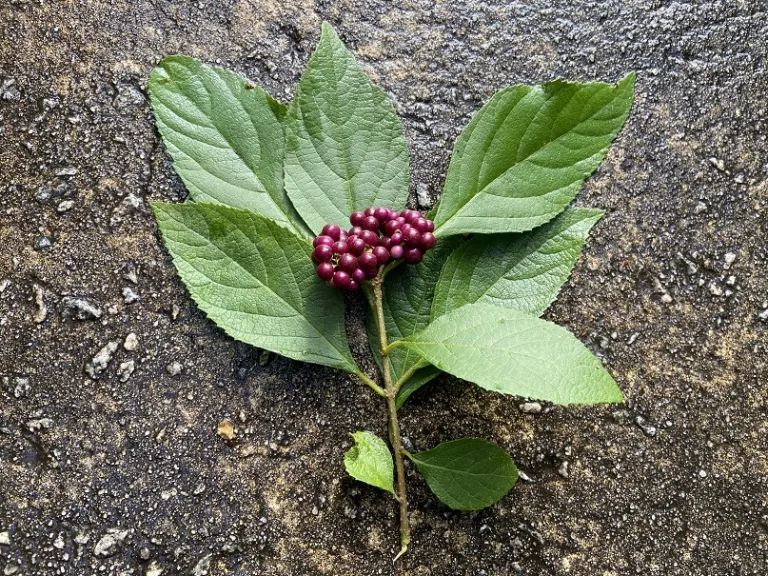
353,268,366,282
347,279,359,291
333,270,351,289
424,219,435,233
338,253,358,273
419,232,436,250
402,225,421,247
390,245,404,259
402,209,420,223
362,216,379,232
364,207,376,217
390,231,403,245
413,217,430,233
313,235,335,248
373,246,390,265
384,220,400,236
365,267,379,279
350,211,365,226
404,247,423,264
312,244,334,263
349,225,363,237
348,236,366,256
359,252,378,269
387,209,400,221
379,236,392,250
322,224,341,240
374,207,390,222
333,241,349,254
359,229,379,247
316,262,334,281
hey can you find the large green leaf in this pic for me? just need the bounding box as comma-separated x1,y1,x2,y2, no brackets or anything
397,303,622,405
344,431,395,494
407,438,518,511
368,238,462,395
152,202,357,372
284,23,410,235
432,74,635,237
149,56,310,237
431,207,602,318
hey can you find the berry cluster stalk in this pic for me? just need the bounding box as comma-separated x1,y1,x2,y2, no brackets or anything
369,269,410,560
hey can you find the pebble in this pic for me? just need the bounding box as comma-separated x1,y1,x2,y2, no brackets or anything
123,333,139,351
0,531,10,545
85,341,119,379
759,308,768,322
60,296,102,320
0,279,9,294
693,201,708,214
32,284,47,323
708,282,724,297
122,287,140,304
708,157,726,172
110,194,143,227
33,236,52,251
698,470,707,478
13,377,30,399
192,554,212,576
56,200,75,213
93,529,129,557
217,419,235,440
166,361,183,376
27,418,54,432
557,461,570,478
519,402,542,414
4,566,18,576
139,546,151,560
146,562,164,576
634,415,657,437
416,182,431,208
1,80,20,101
723,252,736,270
117,360,135,382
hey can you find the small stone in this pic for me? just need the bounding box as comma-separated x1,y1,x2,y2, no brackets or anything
55,166,78,176
4,565,19,576
726,275,736,286
117,360,135,382
193,483,206,495
34,236,52,251
93,529,129,557
0,279,10,294
139,546,151,560
85,341,119,379
519,402,542,414
708,282,723,297
660,293,673,304
416,182,431,208
160,488,177,500
708,157,726,172
693,201,707,214
723,252,737,270
13,377,30,399
53,533,65,549
32,284,47,323
57,200,75,213
217,419,235,440
759,308,768,322
698,469,707,478
110,194,143,227
146,562,164,576
60,296,102,320
1,81,20,101
0,531,10,545
123,333,139,351
192,554,212,576
122,287,140,304
557,461,570,478
27,418,54,432
35,186,53,203
166,361,183,376
634,415,657,437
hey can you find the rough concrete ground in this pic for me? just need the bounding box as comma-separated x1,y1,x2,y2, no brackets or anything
1,0,767,574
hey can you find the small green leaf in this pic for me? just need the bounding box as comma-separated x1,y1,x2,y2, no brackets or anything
368,237,462,390
149,56,309,237
344,431,395,494
398,303,623,405
432,207,602,318
284,23,410,235
153,202,357,372
408,438,518,511
432,74,635,237
395,365,441,409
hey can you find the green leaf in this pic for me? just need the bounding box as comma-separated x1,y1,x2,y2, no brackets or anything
432,207,602,319
284,23,410,235
149,56,309,237
398,303,622,405
152,202,357,372
432,74,635,237
368,237,462,391
395,365,441,409
344,431,395,494
407,438,518,511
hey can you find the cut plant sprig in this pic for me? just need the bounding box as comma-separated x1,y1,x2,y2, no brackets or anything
149,21,634,560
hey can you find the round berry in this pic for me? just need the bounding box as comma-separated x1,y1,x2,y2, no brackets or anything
350,211,365,226
389,231,403,245
419,232,436,250
359,229,379,247
388,209,400,221
333,241,349,254
347,279,359,291
364,207,376,217
379,236,392,250
362,216,379,232
359,252,378,269
384,220,401,236
348,236,366,256
390,244,404,259
374,207,390,222
338,253,358,273
373,246,390,265
349,226,363,237
413,217,430,233
313,235,334,248
333,270,351,289
322,224,341,240
424,219,435,232
404,247,423,264
338,230,348,241
402,209,420,223
353,268,366,282
312,244,334,263
365,267,379,279
316,262,334,281
402,225,421,247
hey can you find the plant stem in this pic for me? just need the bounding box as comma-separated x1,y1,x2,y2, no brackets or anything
354,370,386,397
371,272,410,560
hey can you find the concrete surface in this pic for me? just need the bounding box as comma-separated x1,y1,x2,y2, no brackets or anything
1,1,767,574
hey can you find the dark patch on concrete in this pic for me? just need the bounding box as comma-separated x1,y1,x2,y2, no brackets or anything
1,1,767,574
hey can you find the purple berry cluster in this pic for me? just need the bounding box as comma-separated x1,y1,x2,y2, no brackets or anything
311,207,437,291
